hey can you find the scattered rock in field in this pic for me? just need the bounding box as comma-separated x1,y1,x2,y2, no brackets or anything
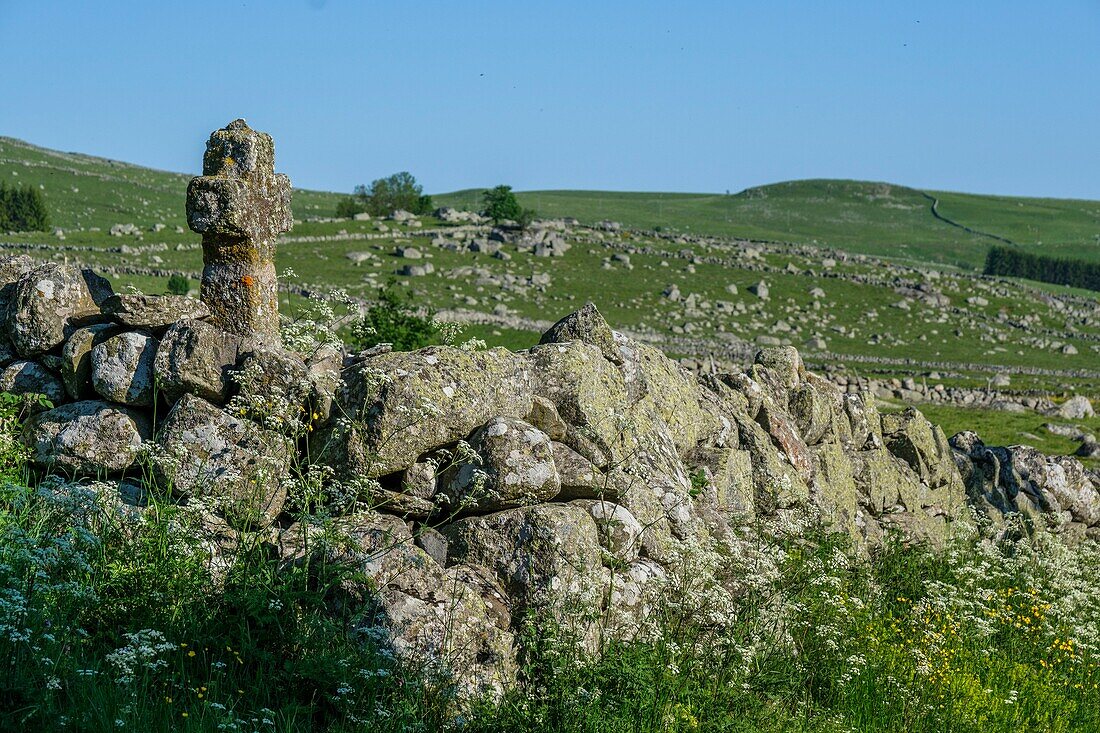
1056,395,1094,420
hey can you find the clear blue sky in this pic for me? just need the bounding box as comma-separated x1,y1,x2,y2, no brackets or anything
2,1,1098,198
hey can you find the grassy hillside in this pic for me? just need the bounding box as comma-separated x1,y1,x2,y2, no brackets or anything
4,135,1098,267
437,181,1100,267
932,190,1100,261
0,137,340,230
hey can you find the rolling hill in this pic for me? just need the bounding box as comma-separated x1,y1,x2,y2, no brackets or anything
3,134,1098,267
435,182,1100,267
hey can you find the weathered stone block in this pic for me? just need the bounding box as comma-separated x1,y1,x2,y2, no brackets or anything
154,319,256,404
0,360,67,406
91,331,158,406
316,346,533,478
61,323,124,399
24,400,150,475
539,302,623,365
186,176,292,243
439,416,560,512
153,394,290,529
443,503,608,622
102,294,210,330
7,263,110,356
186,120,293,340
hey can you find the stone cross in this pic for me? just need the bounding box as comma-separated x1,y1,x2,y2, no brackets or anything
186,119,292,340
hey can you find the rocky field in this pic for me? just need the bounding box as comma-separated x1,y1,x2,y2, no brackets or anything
1,134,1098,465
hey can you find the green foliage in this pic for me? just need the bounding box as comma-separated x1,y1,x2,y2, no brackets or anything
0,180,50,232
481,185,524,224
334,195,366,219
350,284,444,352
417,193,434,215
515,206,538,230
0,393,456,731
688,470,707,498
464,525,1100,733
166,274,191,296
341,172,433,218
0,485,458,731
984,245,1100,292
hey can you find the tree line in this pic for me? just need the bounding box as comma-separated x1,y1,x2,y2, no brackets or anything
983,245,1100,292
0,182,50,232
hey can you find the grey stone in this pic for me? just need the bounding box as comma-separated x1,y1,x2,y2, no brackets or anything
0,254,35,315
525,395,568,441
539,302,623,365
397,263,434,277
414,526,449,565
440,417,560,512
102,294,210,330
402,460,438,498
316,346,533,478
232,347,311,417
1056,396,1094,420
443,503,607,618
553,441,618,500
305,343,343,421
60,323,123,399
1076,436,1100,459
153,394,291,529
91,331,158,406
0,360,67,405
24,400,150,474
279,513,517,698
6,263,110,356
154,319,256,404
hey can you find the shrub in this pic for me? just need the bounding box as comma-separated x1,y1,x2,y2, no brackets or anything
334,195,366,219
515,206,538,231
166,275,191,296
350,284,445,352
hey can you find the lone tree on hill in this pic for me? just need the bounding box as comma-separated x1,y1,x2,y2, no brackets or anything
0,182,50,232
481,184,536,228
336,172,433,218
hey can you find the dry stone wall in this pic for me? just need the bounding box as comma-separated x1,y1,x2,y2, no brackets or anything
3,123,1098,698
